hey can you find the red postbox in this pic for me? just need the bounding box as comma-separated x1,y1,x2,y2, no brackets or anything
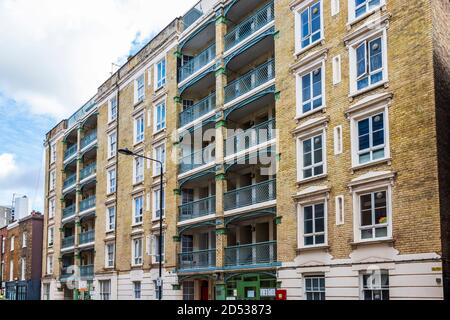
276,289,287,300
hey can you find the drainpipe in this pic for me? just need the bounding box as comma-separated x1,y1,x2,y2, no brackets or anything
113,79,120,301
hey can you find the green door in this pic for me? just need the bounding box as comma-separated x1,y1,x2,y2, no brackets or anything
237,281,260,300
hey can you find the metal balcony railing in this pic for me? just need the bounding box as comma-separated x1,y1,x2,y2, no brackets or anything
80,131,97,150
62,205,76,219
224,179,276,211
224,59,275,103
178,44,216,83
79,230,95,245
179,196,216,222
179,144,215,174
225,241,277,267
60,267,74,280
178,249,216,271
179,93,216,127
80,163,96,180
224,1,275,51
63,174,76,190
64,144,77,161
80,265,94,278
80,196,96,212
225,119,276,157
61,236,75,249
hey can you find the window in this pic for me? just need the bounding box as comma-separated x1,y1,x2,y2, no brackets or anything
154,280,162,300
107,207,116,231
109,96,118,121
299,133,325,180
296,1,323,51
2,237,5,254
359,190,389,240
331,0,340,16
9,259,13,281
133,196,144,225
154,102,166,132
48,227,54,247
105,243,115,268
49,198,55,219
361,270,389,300
49,170,56,191
334,125,343,155
22,232,27,248
132,238,143,266
10,236,14,251
133,281,142,300
50,143,56,164
153,234,165,263
297,66,324,116
356,112,386,165
134,157,144,184
43,283,50,300
20,257,25,280
304,275,325,300
99,280,111,300
108,132,117,158
153,144,166,175
153,188,165,219
335,195,344,225
107,168,116,194
134,115,145,144
350,0,384,21
301,203,326,247
155,58,166,89
183,281,195,300
136,74,145,103
332,55,341,85
47,255,53,275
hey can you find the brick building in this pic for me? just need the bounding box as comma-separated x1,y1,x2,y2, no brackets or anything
41,0,449,300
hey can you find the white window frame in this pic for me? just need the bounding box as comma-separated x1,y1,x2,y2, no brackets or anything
297,128,327,182
152,187,166,220
10,235,15,251
151,233,165,264
298,201,328,248
331,0,340,16
133,281,142,300
348,0,386,24
22,232,27,248
295,60,326,118
294,0,324,55
47,254,53,275
107,168,116,194
47,227,54,247
348,28,388,96
49,170,56,192
154,57,167,90
133,156,144,185
332,55,341,85
335,195,344,225
109,95,118,122
106,206,116,232
132,237,143,266
49,198,56,219
134,114,145,144
9,259,13,281
105,243,115,268
360,269,390,300
135,74,145,104
350,104,390,168
99,280,111,300
304,274,326,300
133,196,144,226
333,125,343,155
50,143,56,164
108,131,117,159
152,143,166,177
154,100,166,133
20,257,25,280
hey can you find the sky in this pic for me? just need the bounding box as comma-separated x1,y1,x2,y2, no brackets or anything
0,0,198,211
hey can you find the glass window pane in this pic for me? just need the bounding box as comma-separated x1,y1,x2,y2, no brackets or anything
356,44,366,77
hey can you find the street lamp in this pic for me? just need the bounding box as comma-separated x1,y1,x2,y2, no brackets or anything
118,148,164,300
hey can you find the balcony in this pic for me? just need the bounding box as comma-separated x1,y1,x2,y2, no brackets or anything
80,163,96,181
179,144,215,174
61,236,75,249
60,268,74,280
178,249,216,271
225,119,275,157
79,230,95,245
80,131,97,150
63,174,76,190
225,59,275,104
225,241,277,268
179,196,216,222
182,4,203,31
62,205,76,219
79,196,96,212
179,44,216,83
224,1,275,52
224,179,276,211
179,92,216,128
64,144,77,161
80,265,94,278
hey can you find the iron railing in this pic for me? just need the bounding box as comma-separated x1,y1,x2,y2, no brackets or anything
63,174,76,190
79,230,95,245
179,92,216,127
224,179,276,211
224,59,275,103
80,131,97,150
224,1,275,51
80,265,94,278
179,196,216,222
80,163,96,180
225,241,277,267
179,144,215,174
61,236,75,249
64,144,77,161
225,119,276,156
179,44,216,82
178,249,216,270
62,205,75,219
80,196,96,212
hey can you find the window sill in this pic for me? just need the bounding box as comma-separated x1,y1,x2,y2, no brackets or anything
294,39,324,59
351,157,391,173
295,106,326,122
350,238,394,248
297,173,328,185
132,223,143,228
153,128,166,137
347,5,386,29
349,80,389,100
134,99,144,109
296,245,330,254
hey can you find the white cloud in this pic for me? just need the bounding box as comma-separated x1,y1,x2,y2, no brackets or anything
0,0,198,119
0,153,18,179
